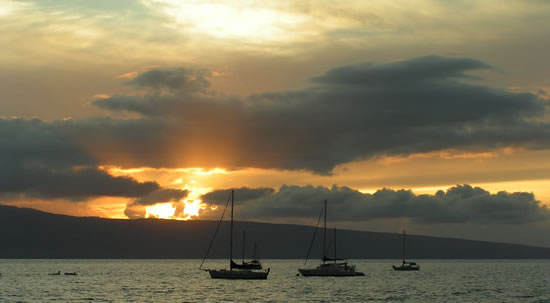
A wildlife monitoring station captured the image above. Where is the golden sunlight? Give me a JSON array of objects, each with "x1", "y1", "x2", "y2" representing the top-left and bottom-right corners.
[
  {"x1": 145, "y1": 199, "x2": 207, "y2": 220},
  {"x1": 180, "y1": 183, "x2": 210, "y2": 220},
  {"x1": 191, "y1": 168, "x2": 228, "y2": 176},
  {"x1": 143, "y1": 0, "x2": 307, "y2": 41},
  {"x1": 0, "y1": 0, "x2": 27, "y2": 17},
  {"x1": 145, "y1": 202, "x2": 176, "y2": 219},
  {"x1": 183, "y1": 199, "x2": 203, "y2": 218}
]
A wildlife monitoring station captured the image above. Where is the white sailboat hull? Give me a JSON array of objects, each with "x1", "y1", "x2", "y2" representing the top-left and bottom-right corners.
[
  {"x1": 298, "y1": 263, "x2": 364, "y2": 277},
  {"x1": 298, "y1": 200, "x2": 364, "y2": 277}
]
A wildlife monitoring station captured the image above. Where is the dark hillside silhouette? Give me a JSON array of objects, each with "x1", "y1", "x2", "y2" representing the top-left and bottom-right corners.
[{"x1": 1, "y1": 205, "x2": 549, "y2": 259}]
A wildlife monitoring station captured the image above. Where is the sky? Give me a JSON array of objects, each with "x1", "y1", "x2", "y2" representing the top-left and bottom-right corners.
[{"x1": 1, "y1": 0, "x2": 550, "y2": 247}]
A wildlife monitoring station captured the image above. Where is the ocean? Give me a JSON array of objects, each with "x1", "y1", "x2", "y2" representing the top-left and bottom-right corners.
[{"x1": 0, "y1": 259, "x2": 549, "y2": 302}]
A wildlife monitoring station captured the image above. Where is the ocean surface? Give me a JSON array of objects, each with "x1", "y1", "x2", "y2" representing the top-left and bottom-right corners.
[{"x1": 0, "y1": 259, "x2": 549, "y2": 302}]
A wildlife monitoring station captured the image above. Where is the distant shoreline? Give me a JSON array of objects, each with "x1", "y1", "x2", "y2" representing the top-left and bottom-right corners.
[{"x1": 2, "y1": 205, "x2": 550, "y2": 259}]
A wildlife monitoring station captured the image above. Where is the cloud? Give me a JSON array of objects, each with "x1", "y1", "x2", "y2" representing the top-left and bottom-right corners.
[
  {"x1": 0, "y1": 117, "x2": 95, "y2": 169},
  {"x1": 200, "y1": 187, "x2": 275, "y2": 205},
  {"x1": 0, "y1": 166, "x2": 160, "y2": 200},
  {"x1": 116, "y1": 71, "x2": 138, "y2": 79},
  {"x1": 4, "y1": 56, "x2": 550, "y2": 191},
  {"x1": 309, "y1": 55, "x2": 489, "y2": 85},
  {"x1": 217, "y1": 184, "x2": 550, "y2": 224},
  {"x1": 0, "y1": 117, "x2": 183, "y2": 203},
  {"x1": 133, "y1": 188, "x2": 189, "y2": 206},
  {"x1": 89, "y1": 55, "x2": 550, "y2": 174},
  {"x1": 93, "y1": 67, "x2": 224, "y2": 117},
  {"x1": 128, "y1": 67, "x2": 211, "y2": 92},
  {"x1": 124, "y1": 204, "x2": 146, "y2": 219}
]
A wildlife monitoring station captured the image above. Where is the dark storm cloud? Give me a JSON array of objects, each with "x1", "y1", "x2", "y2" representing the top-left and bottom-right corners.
[
  {"x1": 0, "y1": 165, "x2": 159, "y2": 200},
  {"x1": 231, "y1": 184, "x2": 549, "y2": 224},
  {"x1": 309, "y1": 55, "x2": 489, "y2": 85},
  {"x1": 200, "y1": 187, "x2": 275, "y2": 205},
  {"x1": 0, "y1": 118, "x2": 181, "y2": 202},
  {"x1": 93, "y1": 95, "x2": 152, "y2": 116},
  {"x1": 0, "y1": 117, "x2": 95, "y2": 168},
  {"x1": 89, "y1": 55, "x2": 550, "y2": 174},
  {"x1": 128, "y1": 67, "x2": 211, "y2": 92},
  {"x1": 94, "y1": 68, "x2": 213, "y2": 116},
  {"x1": 93, "y1": 93, "x2": 241, "y2": 118},
  {"x1": 4, "y1": 55, "x2": 550, "y2": 192},
  {"x1": 4, "y1": 55, "x2": 550, "y2": 219}
]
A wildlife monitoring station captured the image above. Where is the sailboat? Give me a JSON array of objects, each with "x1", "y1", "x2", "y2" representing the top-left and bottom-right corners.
[
  {"x1": 298, "y1": 200, "x2": 364, "y2": 277},
  {"x1": 230, "y1": 231, "x2": 262, "y2": 270},
  {"x1": 201, "y1": 189, "x2": 270, "y2": 279},
  {"x1": 392, "y1": 229, "x2": 419, "y2": 271}
]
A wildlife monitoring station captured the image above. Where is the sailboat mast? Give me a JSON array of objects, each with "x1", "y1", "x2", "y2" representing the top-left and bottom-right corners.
[
  {"x1": 230, "y1": 189, "x2": 234, "y2": 270},
  {"x1": 334, "y1": 227, "x2": 337, "y2": 264},
  {"x1": 402, "y1": 229, "x2": 405, "y2": 263},
  {"x1": 323, "y1": 199, "x2": 327, "y2": 264},
  {"x1": 242, "y1": 230, "x2": 246, "y2": 263}
]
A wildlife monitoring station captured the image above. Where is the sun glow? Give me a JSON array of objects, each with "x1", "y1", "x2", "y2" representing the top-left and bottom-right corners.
[
  {"x1": 97, "y1": 166, "x2": 230, "y2": 220},
  {"x1": 144, "y1": 198, "x2": 209, "y2": 220},
  {"x1": 183, "y1": 199, "x2": 203, "y2": 218},
  {"x1": 142, "y1": 0, "x2": 307, "y2": 41},
  {"x1": 144, "y1": 199, "x2": 207, "y2": 220},
  {"x1": 0, "y1": 0, "x2": 28, "y2": 17},
  {"x1": 145, "y1": 202, "x2": 176, "y2": 219},
  {"x1": 179, "y1": 184, "x2": 210, "y2": 220}
]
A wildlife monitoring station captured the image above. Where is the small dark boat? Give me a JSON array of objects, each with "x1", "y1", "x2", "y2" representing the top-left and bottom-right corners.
[
  {"x1": 48, "y1": 271, "x2": 61, "y2": 276},
  {"x1": 64, "y1": 272, "x2": 78, "y2": 276},
  {"x1": 393, "y1": 261, "x2": 419, "y2": 271},
  {"x1": 393, "y1": 229, "x2": 419, "y2": 271},
  {"x1": 230, "y1": 231, "x2": 263, "y2": 270},
  {"x1": 230, "y1": 259, "x2": 262, "y2": 270},
  {"x1": 200, "y1": 189, "x2": 269, "y2": 279}
]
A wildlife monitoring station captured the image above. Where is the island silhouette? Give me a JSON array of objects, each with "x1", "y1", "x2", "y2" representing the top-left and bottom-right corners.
[{"x1": 1, "y1": 205, "x2": 549, "y2": 259}]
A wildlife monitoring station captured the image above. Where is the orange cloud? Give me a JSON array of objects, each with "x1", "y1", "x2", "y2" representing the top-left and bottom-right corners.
[{"x1": 116, "y1": 71, "x2": 139, "y2": 79}]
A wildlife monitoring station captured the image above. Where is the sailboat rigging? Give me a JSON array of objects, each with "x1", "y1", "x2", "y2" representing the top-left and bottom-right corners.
[
  {"x1": 392, "y1": 229, "x2": 419, "y2": 271},
  {"x1": 230, "y1": 230, "x2": 262, "y2": 270},
  {"x1": 298, "y1": 200, "x2": 364, "y2": 277},
  {"x1": 200, "y1": 189, "x2": 269, "y2": 279}
]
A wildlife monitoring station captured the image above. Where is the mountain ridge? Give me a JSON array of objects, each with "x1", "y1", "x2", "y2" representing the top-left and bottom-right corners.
[{"x1": 1, "y1": 204, "x2": 549, "y2": 259}]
